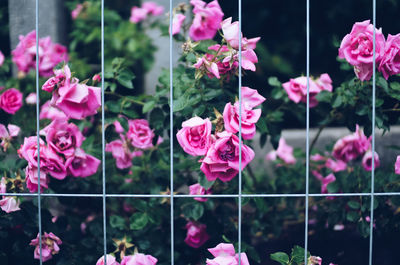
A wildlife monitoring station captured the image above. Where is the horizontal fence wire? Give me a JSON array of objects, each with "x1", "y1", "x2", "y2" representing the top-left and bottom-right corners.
[{"x1": 3, "y1": 193, "x2": 400, "y2": 198}]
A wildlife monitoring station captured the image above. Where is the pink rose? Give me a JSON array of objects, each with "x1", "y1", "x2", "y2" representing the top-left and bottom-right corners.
[
  {"x1": 65, "y1": 148, "x2": 100, "y2": 177},
  {"x1": 171, "y1": 14, "x2": 186, "y2": 35},
  {"x1": 127, "y1": 119, "x2": 155, "y2": 149},
  {"x1": 30, "y1": 232, "x2": 62, "y2": 262},
  {"x1": 362, "y1": 150, "x2": 380, "y2": 171},
  {"x1": 221, "y1": 17, "x2": 260, "y2": 51},
  {"x1": 207, "y1": 243, "x2": 250, "y2": 265},
  {"x1": 71, "y1": 3, "x2": 83, "y2": 19},
  {"x1": 189, "y1": 0, "x2": 224, "y2": 41},
  {"x1": 395, "y1": 156, "x2": 400, "y2": 175},
  {"x1": 0, "y1": 197, "x2": 21, "y2": 213},
  {"x1": 201, "y1": 131, "x2": 255, "y2": 182},
  {"x1": 142, "y1": 2, "x2": 164, "y2": 16},
  {"x1": 55, "y1": 82, "x2": 101, "y2": 120},
  {"x1": 41, "y1": 119, "x2": 84, "y2": 156},
  {"x1": 130, "y1": 7, "x2": 148, "y2": 23},
  {"x1": 96, "y1": 255, "x2": 120, "y2": 265},
  {"x1": 12, "y1": 31, "x2": 68, "y2": 77},
  {"x1": 106, "y1": 139, "x2": 140, "y2": 169},
  {"x1": 189, "y1": 183, "x2": 211, "y2": 202},
  {"x1": 223, "y1": 102, "x2": 261, "y2": 140},
  {"x1": 0, "y1": 123, "x2": 20, "y2": 151},
  {"x1": 41, "y1": 147, "x2": 67, "y2": 180},
  {"x1": 325, "y1": 158, "x2": 347, "y2": 172},
  {"x1": 378, "y1": 33, "x2": 400, "y2": 80},
  {"x1": 332, "y1": 125, "x2": 370, "y2": 162},
  {"x1": 0, "y1": 88, "x2": 23, "y2": 114},
  {"x1": 92, "y1": 74, "x2": 101, "y2": 83},
  {"x1": 339, "y1": 20, "x2": 385, "y2": 65},
  {"x1": 266, "y1": 138, "x2": 296, "y2": 165},
  {"x1": 0, "y1": 177, "x2": 5, "y2": 193},
  {"x1": 222, "y1": 49, "x2": 258, "y2": 72},
  {"x1": 338, "y1": 20, "x2": 385, "y2": 81},
  {"x1": 0, "y1": 50, "x2": 4, "y2": 66},
  {"x1": 194, "y1": 56, "x2": 220, "y2": 79},
  {"x1": 315, "y1": 73, "x2": 333, "y2": 92},
  {"x1": 177, "y1": 117, "x2": 212, "y2": 156},
  {"x1": 42, "y1": 65, "x2": 72, "y2": 93},
  {"x1": 121, "y1": 253, "x2": 157, "y2": 265},
  {"x1": 184, "y1": 221, "x2": 210, "y2": 248},
  {"x1": 282, "y1": 77, "x2": 321, "y2": 108},
  {"x1": 241, "y1": 86, "x2": 266, "y2": 108},
  {"x1": 40, "y1": 100, "x2": 68, "y2": 120},
  {"x1": 25, "y1": 166, "x2": 49, "y2": 193},
  {"x1": 18, "y1": 136, "x2": 47, "y2": 166},
  {"x1": 25, "y1": 92, "x2": 37, "y2": 105}
]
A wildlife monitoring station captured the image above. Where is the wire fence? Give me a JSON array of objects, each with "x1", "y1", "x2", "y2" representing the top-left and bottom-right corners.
[{"x1": 0, "y1": 0, "x2": 382, "y2": 264}]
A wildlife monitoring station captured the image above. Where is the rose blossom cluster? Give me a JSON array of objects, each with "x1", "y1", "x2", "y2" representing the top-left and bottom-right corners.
[
  {"x1": 0, "y1": 123, "x2": 20, "y2": 152},
  {"x1": 41, "y1": 64, "x2": 101, "y2": 120},
  {"x1": 206, "y1": 243, "x2": 250, "y2": 265},
  {"x1": 282, "y1": 73, "x2": 332, "y2": 108},
  {"x1": 96, "y1": 252, "x2": 157, "y2": 265},
  {"x1": 18, "y1": 119, "x2": 100, "y2": 193},
  {"x1": 177, "y1": 87, "x2": 265, "y2": 183},
  {"x1": 106, "y1": 119, "x2": 161, "y2": 170},
  {"x1": 0, "y1": 88, "x2": 23, "y2": 114},
  {"x1": 129, "y1": 1, "x2": 164, "y2": 24},
  {"x1": 193, "y1": 17, "x2": 260, "y2": 80},
  {"x1": 30, "y1": 232, "x2": 62, "y2": 262},
  {"x1": 339, "y1": 20, "x2": 400, "y2": 81},
  {"x1": 11, "y1": 30, "x2": 68, "y2": 77},
  {"x1": 0, "y1": 177, "x2": 21, "y2": 213}
]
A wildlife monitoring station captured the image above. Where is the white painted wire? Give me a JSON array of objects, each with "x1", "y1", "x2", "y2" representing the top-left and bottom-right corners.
[
  {"x1": 238, "y1": 0, "x2": 243, "y2": 264},
  {"x1": 304, "y1": 0, "x2": 310, "y2": 263},
  {"x1": 369, "y1": 0, "x2": 377, "y2": 264},
  {"x1": 35, "y1": 0, "x2": 43, "y2": 264}
]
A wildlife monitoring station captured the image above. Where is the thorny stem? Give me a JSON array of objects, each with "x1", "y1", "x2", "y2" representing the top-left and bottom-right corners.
[
  {"x1": 104, "y1": 91, "x2": 144, "y2": 106},
  {"x1": 309, "y1": 111, "x2": 337, "y2": 151}
]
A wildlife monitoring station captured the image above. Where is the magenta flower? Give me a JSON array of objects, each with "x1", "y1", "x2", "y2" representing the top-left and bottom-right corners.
[
  {"x1": 30, "y1": 232, "x2": 62, "y2": 262},
  {"x1": 0, "y1": 123, "x2": 20, "y2": 151},
  {"x1": 121, "y1": 253, "x2": 157, "y2": 265},
  {"x1": 332, "y1": 125, "x2": 370, "y2": 162},
  {"x1": 200, "y1": 131, "x2": 255, "y2": 182},
  {"x1": 282, "y1": 77, "x2": 321, "y2": 108},
  {"x1": 0, "y1": 50, "x2": 4, "y2": 66},
  {"x1": 206, "y1": 243, "x2": 250, "y2": 265},
  {"x1": 0, "y1": 196, "x2": 21, "y2": 213},
  {"x1": 127, "y1": 119, "x2": 155, "y2": 149},
  {"x1": 184, "y1": 221, "x2": 210, "y2": 248},
  {"x1": 189, "y1": 183, "x2": 211, "y2": 202},
  {"x1": 315, "y1": 73, "x2": 333, "y2": 92},
  {"x1": 39, "y1": 101, "x2": 68, "y2": 120},
  {"x1": 176, "y1": 117, "x2": 212, "y2": 156},
  {"x1": 338, "y1": 20, "x2": 385, "y2": 81},
  {"x1": 378, "y1": 33, "x2": 400, "y2": 80},
  {"x1": 12, "y1": 31, "x2": 68, "y2": 77},
  {"x1": 0, "y1": 88, "x2": 23, "y2": 114},
  {"x1": 362, "y1": 150, "x2": 380, "y2": 171},
  {"x1": 25, "y1": 166, "x2": 49, "y2": 193},
  {"x1": 65, "y1": 148, "x2": 100, "y2": 178},
  {"x1": 71, "y1": 3, "x2": 83, "y2": 19},
  {"x1": 266, "y1": 138, "x2": 296, "y2": 165},
  {"x1": 171, "y1": 14, "x2": 186, "y2": 35},
  {"x1": 189, "y1": 0, "x2": 224, "y2": 41},
  {"x1": 130, "y1": 7, "x2": 148, "y2": 23},
  {"x1": 395, "y1": 156, "x2": 400, "y2": 174},
  {"x1": 142, "y1": 2, "x2": 164, "y2": 16},
  {"x1": 106, "y1": 139, "x2": 142, "y2": 170}
]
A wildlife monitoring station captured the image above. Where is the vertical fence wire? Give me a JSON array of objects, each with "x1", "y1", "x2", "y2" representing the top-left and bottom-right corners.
[
  {"x1": 369, "y1": 0, "x2": 377, "y2": 264},
  {"x1": 304, "y1": 0, "x2": 310, "y2": 263},
  {"x1": 237, "y1": 0, "x2": 243, "y2": 263},
  {"x1": 101, "y1": 0, "x2": 107, "y2": 264},
  {"x1": 35, "y1": 0, "x2": 43, "y2": 264},
  {"x1": 169, "y1": 0, "x2": 175, "y2": 264}
]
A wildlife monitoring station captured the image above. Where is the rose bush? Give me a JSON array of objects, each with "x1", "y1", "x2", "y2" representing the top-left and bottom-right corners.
[{"x1": 0, "y1": 1, "x2": 400, "y2": 265}]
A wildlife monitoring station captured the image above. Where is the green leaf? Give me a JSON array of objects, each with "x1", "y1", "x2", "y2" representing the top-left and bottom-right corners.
[
  {"x1": 110, "y1": 215, "x2": 125, "y2": 230},
  {"x1": 332, "y1": 95, "x2": 343, "y2": 108},
  {"x1": 347, "y1": 201, "x2": 361, "y2": 209},
  {"x1": 346, "y1": 211, "x2": 359, "y2": 222},
  {"x1": 291, "y1": 245, "x2": 308, "y2": 264},
  {"x1": 143, "y1": 101, "x2": 156, "y2": 114},
  {"x1": 268, "y1": 77, "x2": 281, "y2": 87},
  {"x1": 315, "y1": 90, "x2": 332, "y2": 103},
  {"x1": 130, "y1": 212, "x2": 149, "y2": 230},
  {"x1": 270, "y1": 252, "x2": 289, "y2": 265},
  {"x1": 198, "y1": 175, "x2": 215, "y2": 190},
  {"x1": 377, "y1": 76, "x2": 389, "y2": 93},
  {"x1": 117, "y1": 75, "x2": 134, "y2": 89},
  {"x1": 181, "y1": 203, "x2": 204, "y2": 220}
]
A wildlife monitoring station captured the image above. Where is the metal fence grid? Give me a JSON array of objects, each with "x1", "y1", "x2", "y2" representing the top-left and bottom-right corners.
[{"x1": 0, "y1": 0, "x2": 394, "y2": 264}]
